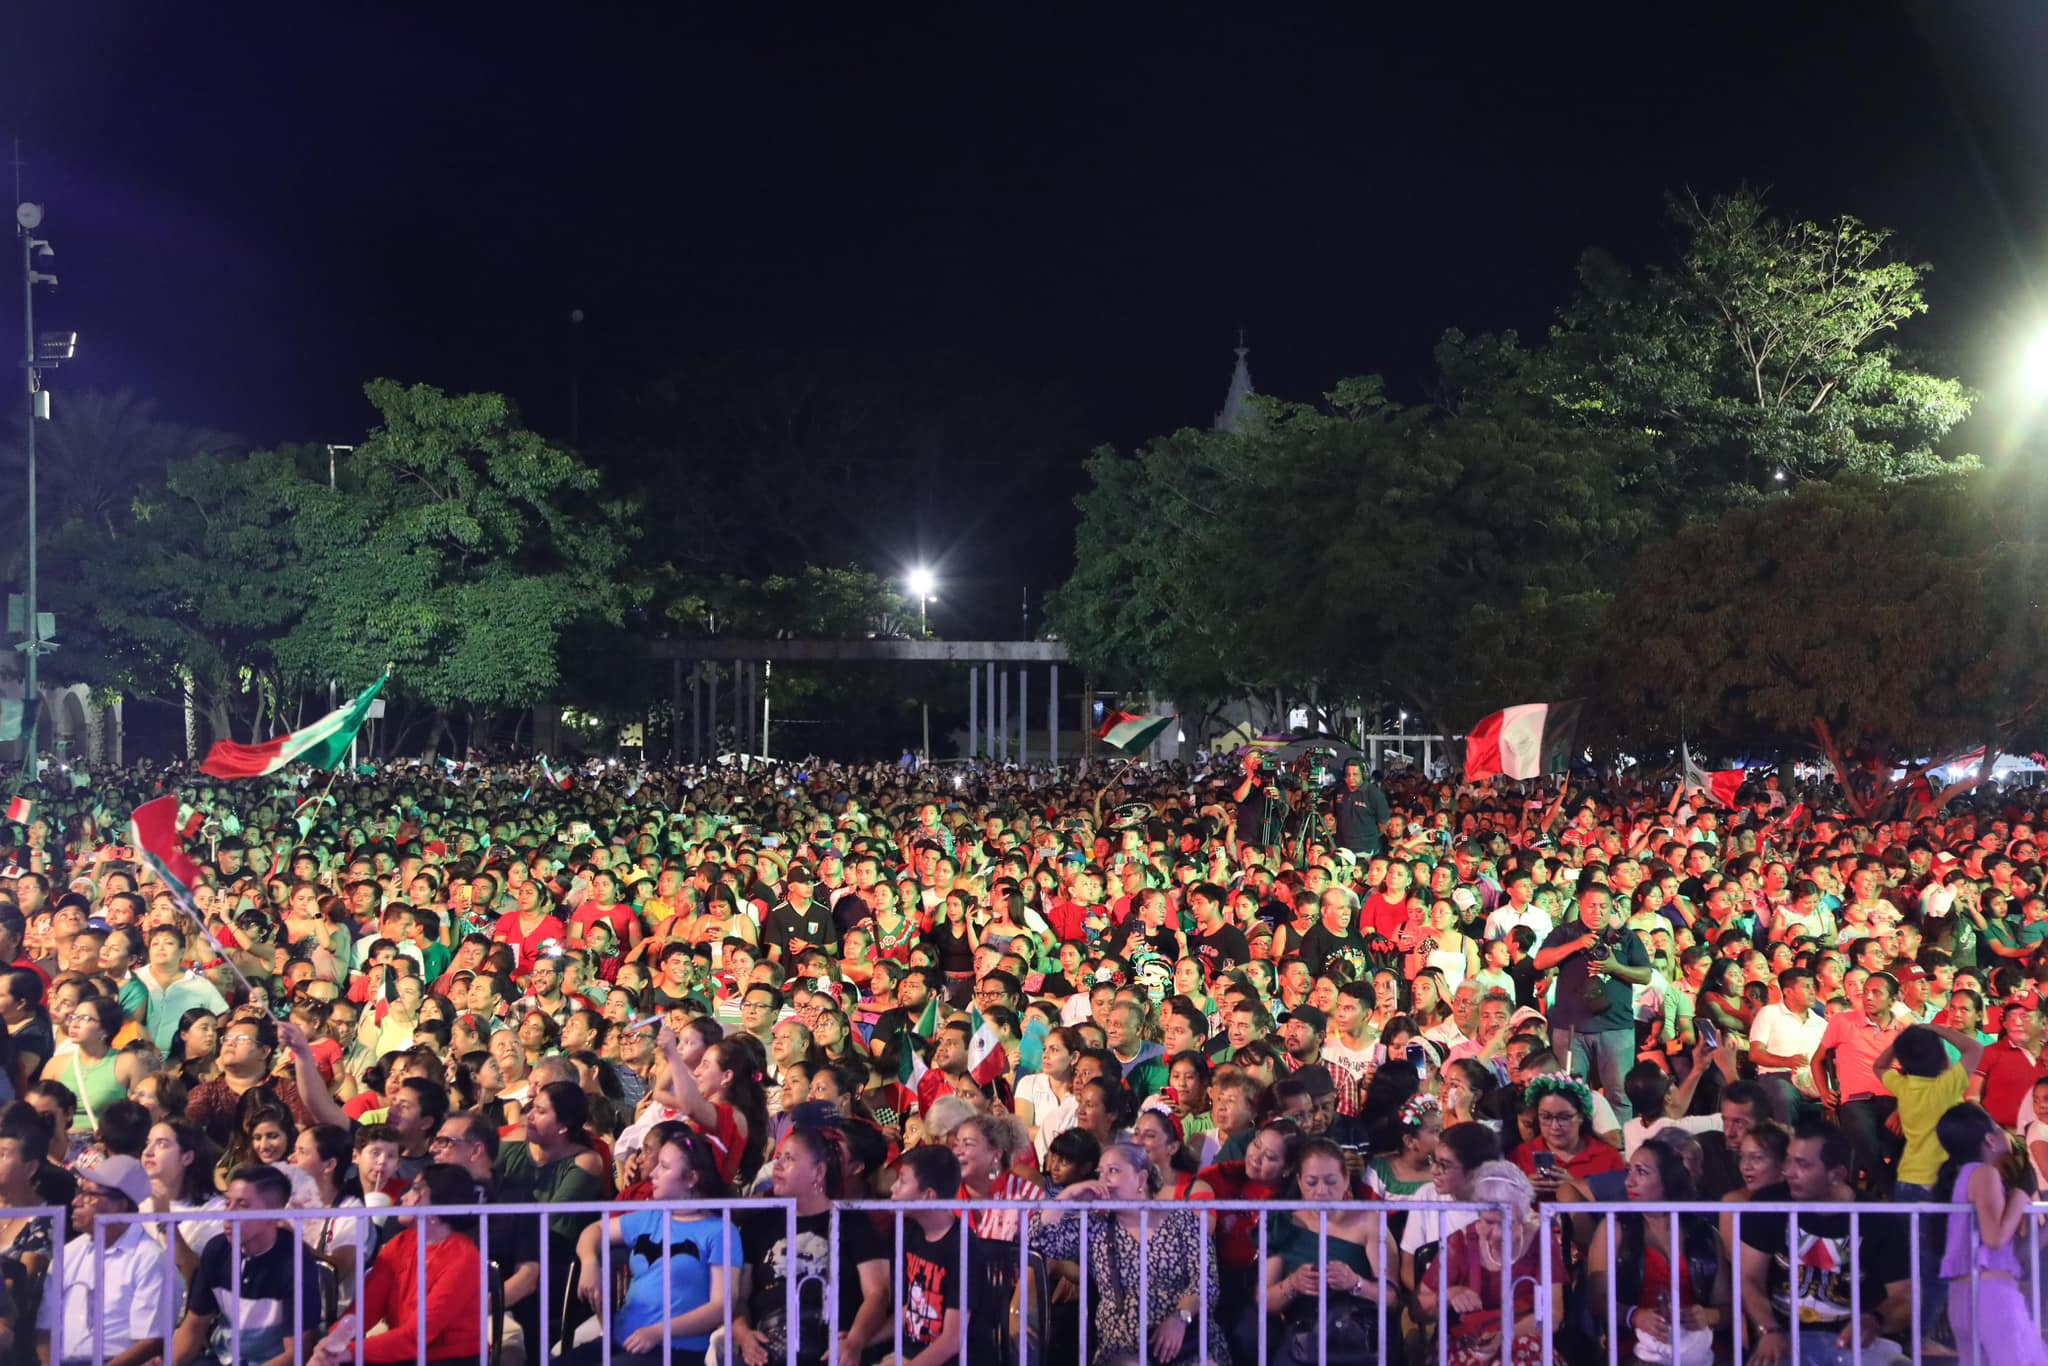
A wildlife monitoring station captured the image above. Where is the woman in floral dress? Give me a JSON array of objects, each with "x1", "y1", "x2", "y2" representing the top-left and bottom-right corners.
[{"x1": 1032, "y1": 1138, "x2": 1228, "y2": 1366}]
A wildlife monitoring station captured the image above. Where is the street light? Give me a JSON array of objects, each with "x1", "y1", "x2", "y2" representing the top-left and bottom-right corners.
[
  {"x1": 907, "y1": 568, "x2": 936, "y2": 635},
  {"x1": 15, "y1": 197, "x2": 71, "y2": 784},
  {"x1": 907, "y1": 568, "x2": 936, "y2": 764},
  {"x1": 2023, "y1": 330, "x2": 2048, "y2": 399}
]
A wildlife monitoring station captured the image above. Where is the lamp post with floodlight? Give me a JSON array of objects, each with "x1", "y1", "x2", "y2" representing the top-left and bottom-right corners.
[
  {"x1": 908, "y1": 569, "x2": 936, "y2": 765},
  {"x1": 14, "y1": 197, "x2": 74, "y2": 784}
]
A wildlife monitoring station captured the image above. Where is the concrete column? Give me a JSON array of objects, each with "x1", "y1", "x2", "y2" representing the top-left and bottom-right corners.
[
  {"x1": 690, "y1": 667, "x2": 702, "y2": 761},
  {"x1": 986, "y1": 664, "x2": 997, "y2": 761},
  {"x1": 998, "y1": 669, "x2": 1009, "y2": 763},
  {"x1": 1017, "y1": 667, "x2": 1029, "y2": 767},
  {"x1": 968, "y1": 667, "x2": 979, "y2": 760},
  {"x1": 671, "y1": 660, "x2": 685, "y2": 761},
  {"x1": 708, "y1": 668, "x2": 720, "y2": 756},
  {"x1": 1048, "y1": 664, "x2": 1059, "y2": 769},
  {"x1": 1081, "y1": 675, "x2": 1093, "y2": 760}
]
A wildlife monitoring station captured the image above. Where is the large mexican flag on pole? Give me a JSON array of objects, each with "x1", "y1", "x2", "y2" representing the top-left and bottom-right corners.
[
  {"x1": 1464, "y1": 700, "x2": 1583, "y2": 781},
  {"x1": 200, "y1": 673, "x2": 388, "y2": 780},
  {"x1": 1095, "y1": 712, "x2": 1176, "y2": 756}
]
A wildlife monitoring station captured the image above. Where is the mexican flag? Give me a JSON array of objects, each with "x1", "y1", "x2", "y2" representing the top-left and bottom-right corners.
[
  {"x1": 130, "y1": 795, "x2": 207, "y2": 900},
  {"x1": 1682, "y1": 744, "x2": 1745, "y2": 807},
  {"x1": 200, "y1": 673, "x2": 387, "y2": 780},
  {"x1": 966, "y1": 1021, "x2": 1010, "y2": 1087},
  {"x1": 4, "y1": 796, "x2": 32, "y2": 824},
  {"x1": 1465, "y1": 700, "x2": 1583, "y2": 781},
  {"x1": 1095, "y1": 712, "x2": 1176, "y2": 756}
]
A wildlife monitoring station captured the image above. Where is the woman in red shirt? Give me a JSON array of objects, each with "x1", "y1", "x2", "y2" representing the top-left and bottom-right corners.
[
  {"x1": 1512, "y1": 1072, "x2": 1625, "y2": 1186},
  {"x1": 492, "y1": 882, "x2": 567, "y2": 975}
]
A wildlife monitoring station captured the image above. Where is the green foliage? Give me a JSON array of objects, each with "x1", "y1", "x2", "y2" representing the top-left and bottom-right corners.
[
  {"x1": 659, "y1": 564, "x2": 929, "y2": 715},
  {"x1": 274, "y1": 381, "x2": 638, "y2": 711},
  {"x1": 42, "y1": 382, "x2": 636, "y2": 744},
  {"x1": 41, "y1": 447, "x2": 309, "y2": 731},
  {"x1": 1606, "y1": 472, "x2": 2048, "y2": 812},
  {"x1": 1535, "y1": 192, "x2": 1975, "y2": 503},
  {"x1": 1054, "y1": 191, "x2": 1980, "y2": 742}
]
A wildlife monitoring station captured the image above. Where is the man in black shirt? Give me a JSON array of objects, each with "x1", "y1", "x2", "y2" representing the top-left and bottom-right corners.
[
  {"x1": 1188, "y1": 883, "x2": 1250, "y2": 975},
  {"x1": 1328, "y1": 761, "x2": 1391, "y2": 856},
  {"x1": 889, "y1": 1144, "x2": 1008, "y2": 1364},
  {"x1": 1294, "y1": 888, "x2": 1371, "y2": 980},
  {"x1": 762, "y1": 870, "x2": 837, "y2": 963},
  {"x1": 437, "y1": 1110, "x2": 543, "y2": 1363},
  {"x1": 1738, "y1": 1118, "x2": 1911, "y2": 1365}
]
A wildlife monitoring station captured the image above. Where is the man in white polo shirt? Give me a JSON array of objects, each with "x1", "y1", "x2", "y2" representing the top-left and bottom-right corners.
[
  {"x1": 1745, "y1": 967, "x2": 1828, "y2": 1117},
  {"x1": 38, "y1": 1154, "x2": 174, "y2": 1366}
]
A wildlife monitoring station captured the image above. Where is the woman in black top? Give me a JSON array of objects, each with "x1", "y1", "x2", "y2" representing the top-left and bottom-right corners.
[{"x1": 731, "y1": 1125, "x2": 890, "y2": 1366}]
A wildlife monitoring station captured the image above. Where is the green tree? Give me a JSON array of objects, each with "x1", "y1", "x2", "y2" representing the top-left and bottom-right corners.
[
  {"x1": 1531, "y1": 192, "x2": 1975, "y2": 503},
  {"x1": 275, "y1": 381, "x2": 639, "y2": 752},
  {"x1": 39, "y1": 446, "x2": 311, "y2": 743},
  {"x1": 1605, "y1": 473, "x2": 2048, "y2": 817}
]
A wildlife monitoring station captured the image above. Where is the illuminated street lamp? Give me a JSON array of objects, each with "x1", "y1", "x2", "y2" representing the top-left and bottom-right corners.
[
  {"x1": 907, "y1": 568, "x2": 936, "y2": 764},
  {"x1": 2023, "y1": 330, "x2": 2048, "y2": 399},
  {"x1": 907, "y1": 568, "x2": 935, "y2": 636}
]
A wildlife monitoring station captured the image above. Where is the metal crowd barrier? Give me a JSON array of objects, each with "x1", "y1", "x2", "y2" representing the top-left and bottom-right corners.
[
  {"x1": 36, "y1": 1194, "x2": 2048, "y2": 1366},
  {"x1": 46, "y1": 1199, "x2": 797, "y2": 1366}
]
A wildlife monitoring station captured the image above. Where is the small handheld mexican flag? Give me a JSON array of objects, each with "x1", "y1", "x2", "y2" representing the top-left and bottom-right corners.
[
  {"x1": 966, "y1": 1021, "x2": 1010, "y2": 1087},
  {"x1": 1094, "y1": 712, "x2": 1176, "y2": 756},
  {"x1": 200, "y1": 672, "x2": 388, "y2": 780},
  {"x1": 3, "y1": 796, "x2": 32, "y2": 825}
]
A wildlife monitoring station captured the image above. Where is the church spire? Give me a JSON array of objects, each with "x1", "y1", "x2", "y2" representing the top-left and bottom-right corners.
[{"x1": 1214, "y1": 330, "x2": 1254, "y2": 433}]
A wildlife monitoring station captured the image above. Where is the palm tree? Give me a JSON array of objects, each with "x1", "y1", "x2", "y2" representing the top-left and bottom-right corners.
[{"x1": 0, "y1": 388, "x2": 239, "y2": 580}]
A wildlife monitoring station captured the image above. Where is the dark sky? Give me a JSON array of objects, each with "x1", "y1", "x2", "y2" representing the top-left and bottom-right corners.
[{"x1": 11, "y1": 3, "x2": 2048, "y2": 614}]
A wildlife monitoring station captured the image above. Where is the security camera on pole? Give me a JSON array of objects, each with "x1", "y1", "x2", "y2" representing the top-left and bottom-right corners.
[{"x1": 12, "y1": 180, "x2": 78, "y2": 784}]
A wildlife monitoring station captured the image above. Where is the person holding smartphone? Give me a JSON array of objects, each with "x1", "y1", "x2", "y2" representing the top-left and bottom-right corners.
[{"x1": 1513, "y1": 1071, "x2": 1624, "y2": 1203}]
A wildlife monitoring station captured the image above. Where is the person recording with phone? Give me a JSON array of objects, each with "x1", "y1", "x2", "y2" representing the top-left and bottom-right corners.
[{"x1": 1532, "y1": 884, "x2": 1652, "y2": 1125}]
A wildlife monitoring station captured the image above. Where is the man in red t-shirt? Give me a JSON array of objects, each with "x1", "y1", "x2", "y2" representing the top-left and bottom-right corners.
[{"x1": 1971, "y1": 999, "x2": 2048, "y2": 1127}]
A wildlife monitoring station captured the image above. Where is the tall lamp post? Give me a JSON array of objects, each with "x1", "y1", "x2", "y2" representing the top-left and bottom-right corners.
[
  {"x1": 908, "y1": 568, "x2": 935, "y2": 766},
  {"x1": 14, "y1": 197, "x2": 72, "y2": 784}
]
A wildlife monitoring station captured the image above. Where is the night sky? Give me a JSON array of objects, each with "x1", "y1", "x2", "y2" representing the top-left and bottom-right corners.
[{"x1": 10, "y1": 3, "x2": 2048, "y2": 633}]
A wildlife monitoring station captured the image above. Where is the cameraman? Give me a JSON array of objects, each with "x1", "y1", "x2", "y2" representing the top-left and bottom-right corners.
[
  {"x1": 1232, "y1": 752, "x2": 1278, "y2": 848},
  {"x1": 1532, "y1": 884, "x2": 1651, "y2": 1124},
  {"x1": 1327, "y1": 759, "x2": 1391, "y2": 857}
]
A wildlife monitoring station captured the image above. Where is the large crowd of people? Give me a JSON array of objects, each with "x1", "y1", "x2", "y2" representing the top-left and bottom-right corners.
[{"x1": 0, "y1": 746, "x2": 2045, "y2": 1365}]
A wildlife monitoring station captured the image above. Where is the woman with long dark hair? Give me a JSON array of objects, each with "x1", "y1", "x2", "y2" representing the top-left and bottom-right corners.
[
  {"x1": 656, "y1": 1027, "x2": 769, "y2": 1188},
  {"x1": 728, "y1": 1125, "x2": 890, "y2": 1366},
  {"x1": 168, "y1": 1008, "x2": 222, "y2": 1088},
  {"x1": 1934, "y1": 1102, "x2": 2048, "y2": 1364},
  {"x1": 291, "y1": 1122, "x2": 368, "y2": 1291},
  {"x1": 1587, "y1": 1134, "x2": 1728, "y2": 1361}
]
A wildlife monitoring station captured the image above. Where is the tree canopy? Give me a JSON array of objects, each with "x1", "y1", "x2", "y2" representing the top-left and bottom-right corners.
[
  {"x1": 1052, "y1": 191, "x2": 1982, "y2": 752},
  {"x1": 35, "y1": 381, "x2": 636, "y2": 750},
  {"x1": 1605, "y1": 473, "x2": 2048, "y2": 815}
]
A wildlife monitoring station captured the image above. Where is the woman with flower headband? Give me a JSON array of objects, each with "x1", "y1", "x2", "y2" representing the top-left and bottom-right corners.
[
  {"x1": 1366, "y1": 1093, "x2": 1443, "y2": 1202},
  {"x1": 1513, "y1": 1071, "x2": 1624, "y2": 1193}
]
